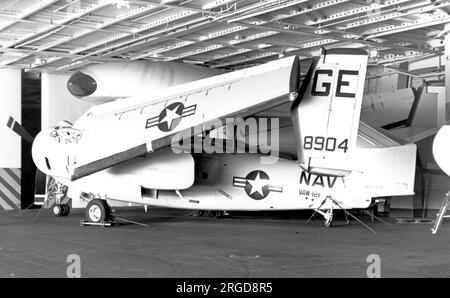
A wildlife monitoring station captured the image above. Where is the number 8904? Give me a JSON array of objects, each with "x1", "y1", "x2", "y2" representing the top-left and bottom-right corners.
[{"x1": 303, "y1": 136, "x2": 348, "y2": 153}]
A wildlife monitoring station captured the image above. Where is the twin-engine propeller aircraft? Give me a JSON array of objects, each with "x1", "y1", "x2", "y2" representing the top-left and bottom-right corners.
[{"x1": 26, "y1": 48, "x2": 417, "y2": 227}]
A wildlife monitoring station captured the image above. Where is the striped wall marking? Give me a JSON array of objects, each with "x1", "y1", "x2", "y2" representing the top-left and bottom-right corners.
[
  {"x1": 0, "y1": 188, "x2": 17, "y2": 210},
  {"x1": 10, "y1": 168, "x2": 21, "y2": 179},
  {"x1": 0, "y1": 168, "x2": 21, "y2": 209},
  {"x1": 0, "y1": 168, "x2": 20, "y2": 209},
  {"x1": 0, "y1": 193, "x2": 13, "y2": 210},
  {"x1": 0, "y1": 183, "x2": 20, "y2": 206},
  {"x1": 0, "y1": 170, "x2": 20, "y2": 201},
  {"x1": 0, "y1": 173, "x2": 22, "y2": 200},
  {"x1": 2, "y1": 168, "x2": 20, "y2": 186},
  {"x1": 0, "y1": 169, "x2": 21, "y2": 188},
  {"x1": 0, "y1": 176, "x2": 20, "y2": 206}
]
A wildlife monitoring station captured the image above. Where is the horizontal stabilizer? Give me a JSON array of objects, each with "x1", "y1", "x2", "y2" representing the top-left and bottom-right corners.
[
  {"x1": 357, "y1": 121, "x2": 400, "y2": 148},
  {"x1": 353, "y1": 144, "x2": 417, "y2": 197},
  {"x1": 385, "y1": 126, "x2": 440, "y2": 143}
]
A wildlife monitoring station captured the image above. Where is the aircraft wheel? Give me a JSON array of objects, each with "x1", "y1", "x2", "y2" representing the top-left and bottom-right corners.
[
  {"x1": 85, "y1": 199, "x2": 110, "y2": 223},
  {"x1": 52, "y1": 204, "x2": 63, "y2": 217},
  {"x1": 212, "y1": 211, "x2": 222, "y2": 218},
  {"x1": 193, "y1": 210, "x2": 205, "y2": 217},
  {"x1": 61, "y1": 204, "x2": 71, "y2": 216},
  {"x1": 323, "y1": 210, "x2": 333, "y2": 227}
]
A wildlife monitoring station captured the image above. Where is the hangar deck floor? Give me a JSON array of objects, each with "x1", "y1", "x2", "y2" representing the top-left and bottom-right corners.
[{"x1": 0, "y1": 208, "x2": 449, "y2": 278}]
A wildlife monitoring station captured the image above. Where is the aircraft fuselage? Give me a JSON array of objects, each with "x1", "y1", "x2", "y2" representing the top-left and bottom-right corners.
[{"x1": 147, "y1": 153, "x2": 372, "y2": 211}]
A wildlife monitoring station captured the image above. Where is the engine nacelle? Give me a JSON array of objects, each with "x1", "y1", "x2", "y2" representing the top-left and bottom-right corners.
[
  {"x1": 105, "y1": 149, "x2": 195, "y2": 190},
  {"x1": 64, "y1": 149, "x2": 195, "y2": 201},
  {"x1": 67, "y1": 61, "x2": 221, "y2": 104}
]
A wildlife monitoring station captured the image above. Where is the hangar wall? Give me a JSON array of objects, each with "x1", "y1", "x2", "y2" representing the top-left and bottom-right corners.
[
  {"x1": 0, "y1": 68, "x2": 21, "y2": 210},
  {"x1": 0, "y1": 69, "x2": 21, "y2": 167}
]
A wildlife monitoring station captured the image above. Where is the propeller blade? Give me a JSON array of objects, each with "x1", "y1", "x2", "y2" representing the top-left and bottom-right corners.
[{"x1": 7, "y1": 116, "x2": 34, "y2": 143}]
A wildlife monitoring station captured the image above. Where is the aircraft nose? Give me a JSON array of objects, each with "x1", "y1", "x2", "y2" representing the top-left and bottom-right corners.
[
  {"x1": 67, "y1": 71, "x2": 97, "y2": 97},
  {"x1": 32, "y1": 130, "x2": 54, "y2": 176},
  {"x1": 31, "y1": 128, "x2": 75, "y2": 179}
]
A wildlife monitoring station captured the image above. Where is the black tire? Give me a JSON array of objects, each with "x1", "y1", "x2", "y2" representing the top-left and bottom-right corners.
[
  {"x1": 85, "y1": 199, "x2": 110, "y2": 223},
  {"x1": 61, "y1": 204, "x2": 70, "y2": 216},
  {"x1": 212, "y1": 211, "x2": 222, "y2": 218},
  {"x1": 324, "y1": 220, "x2": 333, "y2": 228},
  {"x1": 193, "y1": 210, "x2": 205, "y2": 217},
  {"x1": 52, "y1": 204, "x2": 63, "y2": 217}
]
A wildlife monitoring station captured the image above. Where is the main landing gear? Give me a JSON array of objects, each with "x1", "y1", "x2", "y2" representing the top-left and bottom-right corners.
[
  {"x1": 189, "y1": 210, "x2": 228, "y2": 219},
  {"x1": 81, "y1": 198, "x2": 150, "y2": 228},
  {"x1": 85, "y1": 199, "x2": 112, "y2": 223}
]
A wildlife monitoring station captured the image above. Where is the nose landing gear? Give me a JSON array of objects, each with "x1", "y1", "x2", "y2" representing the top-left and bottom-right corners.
[
  {"x1": 46, "y1": 177, "x2": 71, "y2": 217},
  {"x1": 52, "y1": 204, "x2": 71, "y2": 217}
]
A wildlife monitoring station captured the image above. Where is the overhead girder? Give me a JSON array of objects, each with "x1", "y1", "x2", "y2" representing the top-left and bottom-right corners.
[{"x1": 0, "y1": 0, "x2": 447, "y2": 70}]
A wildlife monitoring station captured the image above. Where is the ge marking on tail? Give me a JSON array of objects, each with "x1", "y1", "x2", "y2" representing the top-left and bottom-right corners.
[{"x1": 311, "y1": 69, "x2": 359, "y2": 98}]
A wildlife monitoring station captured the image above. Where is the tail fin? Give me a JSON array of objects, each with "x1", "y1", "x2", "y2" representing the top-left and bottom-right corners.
[{"x1": 291, "y1": 48, "x2": 369, "y2": 176}]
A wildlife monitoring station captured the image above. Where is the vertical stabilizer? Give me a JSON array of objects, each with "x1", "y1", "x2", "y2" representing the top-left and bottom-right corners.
[{"x1": 291, "y1": 48, "x2": 369, "y2": 176}]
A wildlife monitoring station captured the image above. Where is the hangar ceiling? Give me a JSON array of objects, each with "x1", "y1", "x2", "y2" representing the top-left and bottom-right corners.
[{"x1": 0, "y1": 0, "x2": 448, "y2": 71}]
